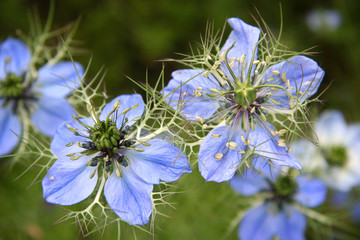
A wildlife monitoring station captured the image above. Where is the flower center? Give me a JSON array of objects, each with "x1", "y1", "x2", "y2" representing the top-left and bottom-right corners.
[
  {"x1": 324, "y1": 146, "x2": 347, "y2": 167},
  {"x1": 272, "y1": 175, "x2": 298, "y2": 201},
  {"x1": 0, "y1": 73, "x2": 25, "y2": 99},
  {"x1": 83, "y1": 120, "x2": 136, "y2": 155},
  {"x1": 234, "y1": 81, "x2": 256, "y2": 109}
]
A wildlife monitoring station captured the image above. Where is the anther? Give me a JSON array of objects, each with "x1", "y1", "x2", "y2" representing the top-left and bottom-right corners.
[
  {"x1": 277, "y1": 139, "x2": 287, "y2": 147},
  {"x1": 215, "y1": 153, "x2": 223, "y2": 161},
  {"x1": 211, "y1": 61, "x2": 222, "y2": 70},
  {"x1": 226, "y1": 141, "x2": 238, "y2": 150},
  {"x1": 193, "y1": 90, "x2": 201, "y2": 97},
  {"x1": 239, "y1": 54, "x2": 246, "y2": 63},
  {"x1": 281, "y1": 72, "x2": 286, "y2": 82},
  {"x1": 196, "y1": 116, "x2": 205, "y2": 124},
  {"x1": 70, "y1": 155, "x2": 81, "y2": 160},
  {"x1": 286, "y1": 79, "x2": 290, "y2": 89}
]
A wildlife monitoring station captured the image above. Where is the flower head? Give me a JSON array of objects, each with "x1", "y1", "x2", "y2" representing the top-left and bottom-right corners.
[
  {"x1": 292, "y1": 110, "x2": 360, "y2": 191},
  {"x1": 0, "y1": 38, "x2": 83, "y2": 155},
  {"x1": 42, "y1": 94, "x2": 191, "y2": 225},
  {"x1": 163, "y1": 18, "x2": 324, "y2": 182},
  {"x1": 306, "y1": 9, "x2": 342, "y2": 32},
  {"x1": 230, "y1": 162, "x2": 327, "y2": 240}
]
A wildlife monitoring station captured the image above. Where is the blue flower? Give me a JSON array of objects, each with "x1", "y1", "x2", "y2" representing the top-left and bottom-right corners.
[
  {"x1": 306, "y1": 9, "x2": 342, "y2": 32},
  {"x1": 230, "y1": 162, "x2": 327, "y2": 240},
  {"x1": 0, "y1": 37, "x2": 83, "y2": 155},
  {"x1": 331, "y1": 189, "x2": 360, "y2": 223},
  {"x1": 163, "y1": 18, "x2": 324, "y2": 182},
  {"x1": 292, "y1": 110, "x2": 360, "y2": 191},
  {"x1": 42, "y1": 94, "x2": 191, "y2": 225}
]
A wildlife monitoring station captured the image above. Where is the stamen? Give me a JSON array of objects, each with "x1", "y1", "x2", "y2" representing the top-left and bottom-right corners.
[
  {"x1": 239, "y1": 54, "x2": 246, "y2": 63},
  {"x1": 215, "y1": 153, "x2": 223, "y2": 161},
  {"x1": 193, "y1": 89, "x2": 201, "y2": 97},
  {"x1": 277, "y1": 139, "x2": 287, "y2": 147},
  {"x1": 226, "y1": 141, "x2": 238, "y2": 150},
  {"x1": 196, "y1": 116, "x2": 205, "y2": 124}
]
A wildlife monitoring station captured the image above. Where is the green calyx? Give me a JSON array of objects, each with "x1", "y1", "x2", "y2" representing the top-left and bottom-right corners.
[
  {"x1": 325, "y1": 146, "x2": 347, "y2": 167},
  {"x1": 0, "y1": 73, "x2": 24, "y2": 98},
  {"x1": 234, "y1": 81, "x2": 256, "y2": 109},
  {"x1": 273, "y1": 175, "x2": 298, "y2": 200}
]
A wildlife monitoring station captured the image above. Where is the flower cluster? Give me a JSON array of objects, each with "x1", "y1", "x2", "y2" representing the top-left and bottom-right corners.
[{"x1": 2, "y1": 13, "x2": 341, "y2": 239}]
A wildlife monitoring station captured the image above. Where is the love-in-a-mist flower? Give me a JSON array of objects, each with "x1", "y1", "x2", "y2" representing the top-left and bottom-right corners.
[
  {"x1": 0, "y1": 38, "x2": 83, "y2": 155},
  {"x1": 292, "y1": 110, "x2": 360, "y2": 192},
  {"x1": 230, "y1": 162, "x2": 327, "y2": 240},
  {"x1": 331, "y1": 188, "x2": 360, "y2": 223},
  {"x1": 42, "y1": 94, "x2": 191, "y2": 225},
  {"x1": 163, "y1": 18, "x2": 324, "y2": 182},
  {"x1": 306, "y1": 9, "x2": 342, "y2": 32}
]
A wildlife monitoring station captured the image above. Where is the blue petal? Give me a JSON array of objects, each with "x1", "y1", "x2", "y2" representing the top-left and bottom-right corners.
[
  {"x1": 330, "y1": 191, "x2": 348, "y2": 208},
  {"x1": 352, "y1": 203, "x2": 360, "y2": 222},
  {"x1": 100, "y1": 94, "x2": 145, "y2": 128},
  {"x1": 249, "y1": 123, "x2": 301, "y2": 170},
  {"x1": 263, "y1": 55, "x2": 324, "y2": 109},
  {"x1": 0, "y1": 38, "x2": 31, "y2": 78},
  {"x1": 51, "y1": 118, "x2": 93, "y2": 158},
  {"x1": 295, "y1": 175, "x2": 327, "y2": 208},
  {"x1": 239, "y1": 203, "x2": 306, "y2": 240},
  {"x1": 229, "y1": 164, "x2": 270, "y2": 196},
  {"x1": 36, "y1": 61, "x2": 84, "y2": 98},
  {"x1": 315, "y1": 110, "x2": 347, "y2": 146},
  {"x1": 163, "y1": 69, "x2": 221, "y2": 120},
  {"x1": 123, "y1": 139, "x2": 191, "y2": 184},
  {"x1": 347, "y1": 124, "x2": 360, "y2": 148},
  {"x1": 42, "y1": 156, "x2": 98, "y2": 205},
  {"x1": 104, "y1": 166, "x2": 153, "y2": 225},
  {"x1": 31, "y1": 96, "x2": 75, "y2": 136},
  {"x1": 220, "y1": 18, "x2": 260, "y2": 78},
  {"x1": 198, "y1": 125, "x2": 246, "y2": 182},
  {"x1": 0, "y1": 103, "x2": 21, "y2": 155},
  {"x1": 277, "y1": 206, "x2": 307, "y2": 240},
  {"x1": 238, "y1": 203, "x2": 279, "y2": 240}
]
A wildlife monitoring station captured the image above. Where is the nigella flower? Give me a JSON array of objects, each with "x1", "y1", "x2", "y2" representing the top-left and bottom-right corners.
[
  {"x1": 292, "y1": 110, "x2": 360, "y2": 192},
  {"x1": 331, "y1": 189, "x2": 360, "y2": 223},
  {"x1": 163, "y1": 18, "x2": 324, "y2": 182},
  {"x1": 230, "y1": 162, "x2": 327, "y2": 240},
  {"x1": 306, "y1": 9, "x2": 342, "y2": 32},
  {"x1": 0, "y1": 38, "x2": 83, "y2": 155},
  {"x1": 42, "y1": 94, "x2": 191, "y2": 225}
]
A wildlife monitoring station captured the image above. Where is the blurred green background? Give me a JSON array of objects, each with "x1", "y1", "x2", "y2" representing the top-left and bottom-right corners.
[{"x1": 1, "y1": 0, "x2": 360, "y2": 239}]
